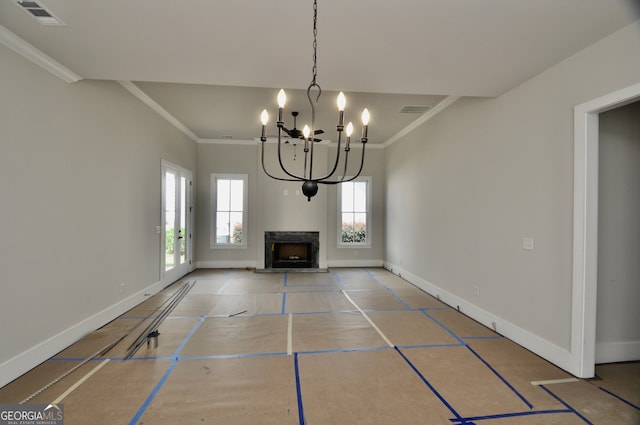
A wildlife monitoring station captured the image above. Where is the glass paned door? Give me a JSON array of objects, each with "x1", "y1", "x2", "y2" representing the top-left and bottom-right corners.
[
  {"x1": 179, "y1": 176, "x2": 188, "y2": 266},
  {"x1": 162, "y1": 161, "x2": 193, "y2": 284},
  {"x1": 165, "y1": 170, "x2": 177, "y2": 271}
]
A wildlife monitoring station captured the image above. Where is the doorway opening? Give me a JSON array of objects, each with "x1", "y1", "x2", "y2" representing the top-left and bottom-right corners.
[{"x1": 572, "y1": 82, "x2": 640, "y2": 378}]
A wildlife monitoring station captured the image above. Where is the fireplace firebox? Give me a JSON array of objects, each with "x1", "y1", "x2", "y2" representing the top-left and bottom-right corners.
[{"x1": 264, "y1": 231, "x2": 319, "y2": 270}]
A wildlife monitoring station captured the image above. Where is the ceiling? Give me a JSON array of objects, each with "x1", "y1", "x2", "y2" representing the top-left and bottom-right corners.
[{"x1": 1, "y1": 0, "x2": 638, "y2": 144}]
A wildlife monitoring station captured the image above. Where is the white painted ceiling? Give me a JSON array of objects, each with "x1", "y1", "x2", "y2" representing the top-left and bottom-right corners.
[{"x1": 1, "y1": 0, "x2": 638, "y2": 143}]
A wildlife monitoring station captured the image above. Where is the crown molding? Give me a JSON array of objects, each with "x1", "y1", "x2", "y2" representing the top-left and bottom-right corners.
[
  {"x1": 118, "y1": 81, "x2": 199, "y2": 143},
  {"x1": 199, "y1": 138, "x2": 257, "y2": 145},
  {"x1": 0, "y1": 24, "x2": 81, "y2": 83},
  {"x1": 383, "y1": 95, "x2": 460, "y2": 148}
]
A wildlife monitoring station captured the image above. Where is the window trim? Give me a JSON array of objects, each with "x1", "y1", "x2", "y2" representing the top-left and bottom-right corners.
[
  {"x1": 337, "y1": 176, "x2": 372, "y2": 248},
  {"x1": 210, "y1": 173, "x2": 248, "y2": 249}
]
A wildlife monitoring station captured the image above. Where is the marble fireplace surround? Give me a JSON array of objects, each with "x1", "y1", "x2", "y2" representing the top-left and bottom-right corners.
[{"x1": 263, "y1": 231, "x2": 322, "y2": 272}]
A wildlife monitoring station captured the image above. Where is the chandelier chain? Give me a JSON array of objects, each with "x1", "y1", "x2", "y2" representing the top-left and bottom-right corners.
[
  {"x1": 311, "y1": 0, "x2": 318, "y2": 86},
  {"x1": 258, "y1": 0, "x2": 369, "y2": 201}
]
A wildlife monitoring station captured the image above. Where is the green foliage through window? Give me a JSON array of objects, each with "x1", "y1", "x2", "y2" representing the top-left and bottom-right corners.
[
  {"x1": 166, "y1": 227, "x2": 186, "y2": 255},
  {"x1": 232, "y1": 222, "x2": 243, "y2": 244},
  {"x1": 342, "y1": 222, "x2": 366, "y2": 243}
]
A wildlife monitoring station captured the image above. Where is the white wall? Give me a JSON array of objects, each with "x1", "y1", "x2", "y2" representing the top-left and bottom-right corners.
[
  {"x1": 325, "y1": 146, "x2": 385, "y2": 267},
  {"x1": 195, "y1": 143, "x2": 259, "y2": 268},
  {"x1": 196, "y1": 142, "x2": 385, "y2": 269},
  {"x1": 596, "y1": 100, "x2": 640, "y2": 363},
  {"x1": 0, "y1": 44, "x2": 197, "y2": 387},
  {"x1": 384, "y1": 21, "x2": 640, "y2": 375}
]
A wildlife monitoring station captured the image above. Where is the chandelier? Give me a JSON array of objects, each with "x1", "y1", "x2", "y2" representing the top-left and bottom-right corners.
[{"x1": 259, "y1": 0, "x2": 369, "y2": 201}]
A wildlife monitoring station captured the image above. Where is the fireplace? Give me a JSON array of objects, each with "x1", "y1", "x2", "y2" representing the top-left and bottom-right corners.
[{"x1": 264, "y1": 231, "x2": 319, "y2": 270}]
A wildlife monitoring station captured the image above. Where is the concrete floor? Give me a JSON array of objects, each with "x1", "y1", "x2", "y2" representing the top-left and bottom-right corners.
[{"x1": 1, "y1": 268, "x2": 638, "y2": 424}]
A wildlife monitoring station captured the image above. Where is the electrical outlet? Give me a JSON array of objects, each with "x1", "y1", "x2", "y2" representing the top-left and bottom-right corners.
[
  {"x1": 119, "y1": 282, "x2": 126, "y2": 295},
  {"x1": 474, "y1": 285, "x2": 480, "y2": 297}
]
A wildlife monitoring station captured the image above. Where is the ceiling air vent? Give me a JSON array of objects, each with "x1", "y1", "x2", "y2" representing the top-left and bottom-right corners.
[
  {"x1": 399, "y1": 105, "x2": 432, "y2": 114},
  {"x1": 14, "y1": 0, "x2": 66, "y2": 26}
]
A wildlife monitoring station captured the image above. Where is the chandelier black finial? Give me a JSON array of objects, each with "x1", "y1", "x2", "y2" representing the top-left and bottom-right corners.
[{"x1": 259, "y1": 0, "x2": 370, "y2": 201}]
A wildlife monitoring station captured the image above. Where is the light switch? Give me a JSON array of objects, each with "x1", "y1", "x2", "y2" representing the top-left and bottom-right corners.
[{"x1": 523, "y1": 238, "x2": 534, "y2": 251}]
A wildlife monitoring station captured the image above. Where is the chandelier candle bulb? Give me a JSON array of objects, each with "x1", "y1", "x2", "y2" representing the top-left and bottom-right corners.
[
  {"x1": 260, "y1": 110, "x2": 269, "y2": 141},
  {"x1": 337, "y1": 92, "x2": 346, "y2": 110},
  {"x1": 345, "y1": 122, "x2": 353, "y2": 151},
  {"x1": 277, "y1": 89, "x2": 286, "y2": 122},
  {"x1": 337, "y1": 92, "x2": 346, "y2": 129},
  {"x1": 361, "y1": 108, "x2": 370, "y2": 142},
  {"x1": 303, "y1": 125, "x2": 311, "y2": 152}
]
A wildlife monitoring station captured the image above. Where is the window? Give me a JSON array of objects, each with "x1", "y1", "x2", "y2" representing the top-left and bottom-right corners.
[
  {"x1": 211, "y1": 174, "x2": 248, "y2": 248},
  {"x1": 338, "y1": 177, "x2": 371, "y2": 247}
]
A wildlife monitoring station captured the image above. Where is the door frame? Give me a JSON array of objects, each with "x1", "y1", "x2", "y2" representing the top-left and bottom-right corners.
[
  {"x1": 571, "y1": 82, "x2": 640, "y2": 378},
  {"x1": 161, "y1": 160, "x2": 194, "y2": 285}
]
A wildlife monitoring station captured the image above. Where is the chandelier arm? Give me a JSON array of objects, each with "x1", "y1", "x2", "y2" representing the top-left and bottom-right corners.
[
  {"x1": 316, "y1": 144, "x2": 367, "y2": 185},
  {"x1": 314, "y1": 130, "x2": 343, "y2": 181},
  {"x1": 303, "y1": 147, "x2": 308, "y2": 180},
  {"x1": 309, "y1": 138, "x2": 314, "y2": 181},
  {"x1": 260, "y1": 138, "x2": 304, "y2": 182},
  {"x1": 339, "y1": 149, "x2": 350, "y2": 181},
  {"x1": 275, "y1": 127, "x2": 305, "y2": 181}
]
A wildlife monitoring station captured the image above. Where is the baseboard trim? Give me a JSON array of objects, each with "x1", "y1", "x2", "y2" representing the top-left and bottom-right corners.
[
  {"x1": 0, "y1": 280, "x2": 165, "y2": 388},
  {"x1": 327, "y1": 259, "x2": 384, "y2": 268},
  {"x1": 196, "y1": 260, "x2": 257, "y2": 269},
  {"x1": 596, "y1": 340, "x2": 640, "y2": 364},
  {"x1": 383, "y1": 262, "x2": 578, "y2": 376}
]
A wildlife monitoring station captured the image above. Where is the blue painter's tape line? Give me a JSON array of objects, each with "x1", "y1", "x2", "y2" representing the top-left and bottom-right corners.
[
  {"x1": 539, "y1": 384, "x2": 594, "y2": 424},
  {"x1": 449, "y1": 409, "x2": 572, "y2": 423},
  {"x1": 397, "y1": 343, "x2": 465, "y2": 350},
  {"x1": 461, "y1": 335, "x2": 504, "y2": 340},
  {"x1": 365, "y1": 269, "x2": 412, "y2": 310},
  {"x1": 465, "y1": 345, "x2": 533, "y2": 410},
  {"x1": 294, "y1": 353, "x2": 306, "y2": 425},
  {"x1": 106, "y1": 356, "x2": 175, "y2": 361},
  {"x1": 281, "y1": 292, "x2": 287, "y2": 315},
  {"x1": 284, "y1": 283, "x2": 337, "y2": 288},
  {"x1": 394, "y1": 346, "x2": 463, "y2": 421},
  {"x1": 420, "y1": 309, "x2": 466, "y2": 345},
  {"x1": 332, "y1": 271, "x2": 346, "y2": 288},
  {"x1": 128, "y1": 359, "x2": 178, "y2": 425},
  {"x1": 127, "y1": 318, "x2": 207, "y2": 424},
  {"x1": 284, "y1": 272, "x2": 288, "y2": 287},
  {"x1": 385, "y1": 287, "x2": 412, "y2": 310},
  {"x1": 599, "y1": 386, "x2": 640, "y2": 411},
  {"x1": 216, "y1": 278, "x2": 233, "y2": 294},
  {"x1": 290, "y1": 309, "x2": 358, "y2": 315},
  {"x1": 178, "y1": 352, "x2": 289, "y2": 361},
  {"x1": 297, "y1": 346, "x2": 392, "y2": 356},
  {"x1": 288, "y1": 289, "x2": 343, "y2": 294},
  {"x1": 173, "y1": 316, "x2": 206, "y2": 357}
]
